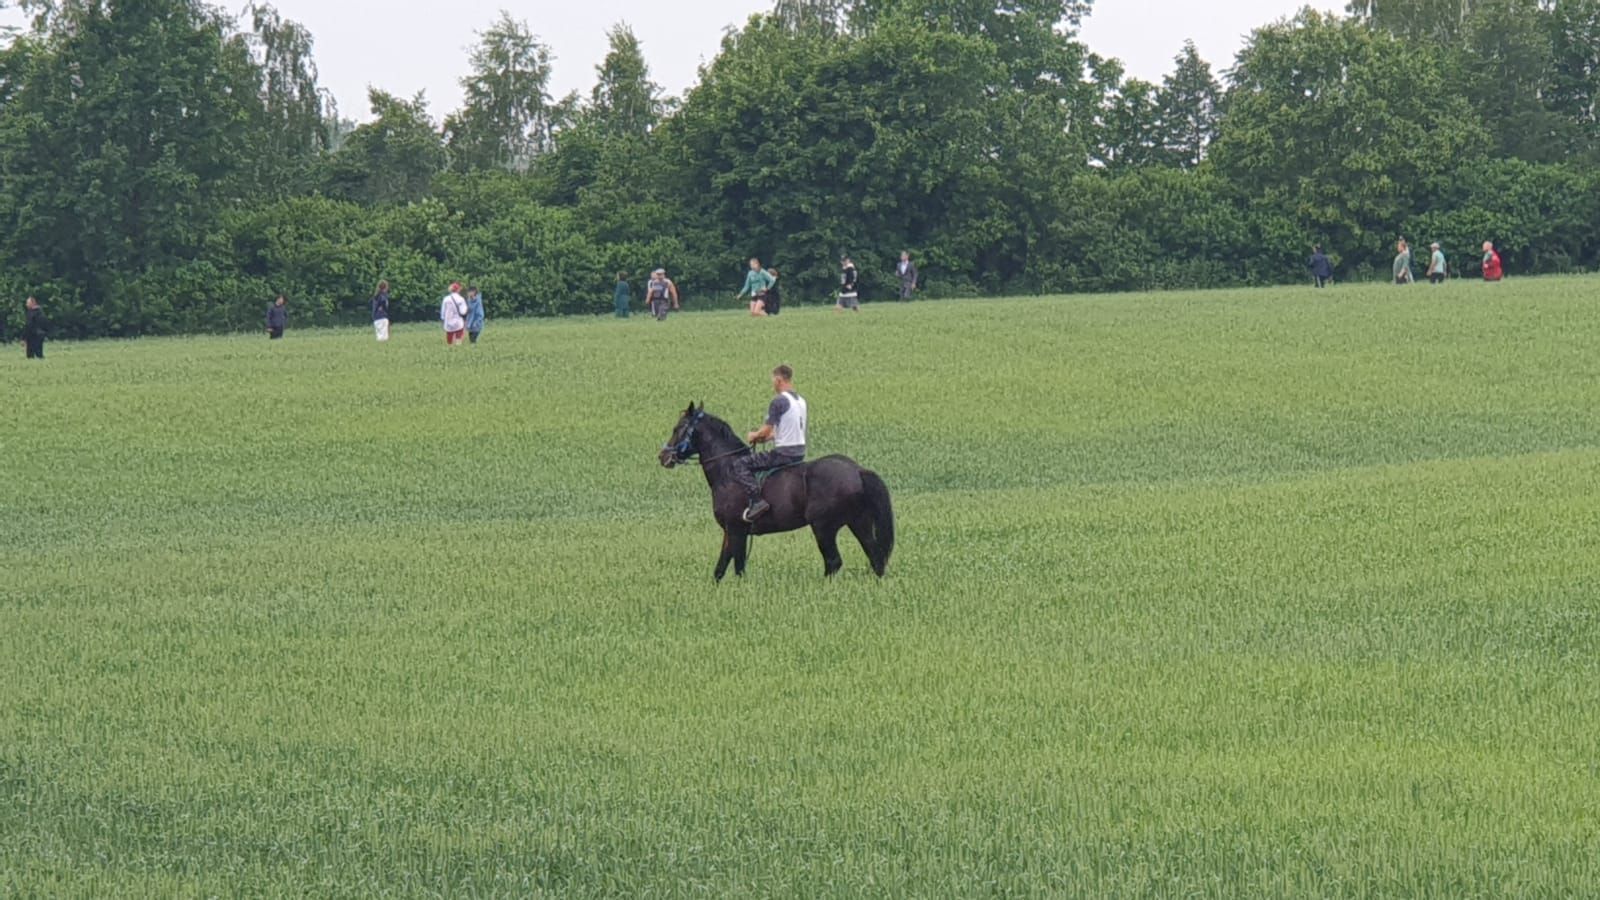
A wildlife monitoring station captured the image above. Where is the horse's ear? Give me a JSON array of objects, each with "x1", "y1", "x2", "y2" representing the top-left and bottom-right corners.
[
  {"x1": 697, "y1": 401, "x2": 705, "y2": 412},
  {"x1": 685, "y1": 401, "x2": 695, "y2": 415}
]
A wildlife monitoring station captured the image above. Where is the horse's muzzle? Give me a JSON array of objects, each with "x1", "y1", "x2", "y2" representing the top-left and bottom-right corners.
[{"x1": 658, "y1": 448, "x2": 679, "y2": 469}]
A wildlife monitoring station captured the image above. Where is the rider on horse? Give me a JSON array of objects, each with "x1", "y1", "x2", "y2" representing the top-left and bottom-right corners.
[{"x1": 735, "y1": 364, "x2": 808, "y2": 522}]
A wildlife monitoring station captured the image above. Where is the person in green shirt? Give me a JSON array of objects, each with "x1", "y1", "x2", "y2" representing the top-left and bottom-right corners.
[
  {"x1": 1393, "y1": 239, "x2": 1414, "y2": 285},
  {"x1": 737, "y1": 258, "x2": 776, "y2": 315},
  {"x1": 613, "y1": 272, "x2": 631, "y2": 318},
  {"x1": 1426, "y1": 243, "x2": 1447, "y2": 285}
]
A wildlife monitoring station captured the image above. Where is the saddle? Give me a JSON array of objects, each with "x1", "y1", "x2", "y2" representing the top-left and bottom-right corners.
[{"x1": 755, "y1": 460, "x2": 805, "y2": 488}]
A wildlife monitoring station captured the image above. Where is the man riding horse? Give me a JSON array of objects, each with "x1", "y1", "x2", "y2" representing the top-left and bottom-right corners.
[{"x1": 735, "y1": 364, "x2": 808, "y2": 522}]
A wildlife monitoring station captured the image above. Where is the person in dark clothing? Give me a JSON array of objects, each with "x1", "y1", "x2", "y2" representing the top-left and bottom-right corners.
[
  {"x1": 614, "y1": 272, "x2": 631, "y2": 318},
  {"x1": 371, "y1": 281, "x2": 391, "y2": 342},
  {"x1": 23, "y1": 297, "x2": 45, "y2": 360},
  {"x1": 1308, "y1": 246, "x2": 1333, "y2": 288},
  {"x1": 266, "y1": 295, "x2": 287, "y2": 339},
  {"x1": 897, "y1": 251, "x2": 918, "y2": 300},
  {"x1": 763, "y1": 268, "x2": 782, "y2": 316},
  {"x1": 838, "y1": 256, "x2": 860, "y2": 312}
]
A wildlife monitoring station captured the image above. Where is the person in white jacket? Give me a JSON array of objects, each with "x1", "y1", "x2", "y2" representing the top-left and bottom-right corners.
[{"x1": 440, "y1": 282, "x2": 468, "y2": 345}]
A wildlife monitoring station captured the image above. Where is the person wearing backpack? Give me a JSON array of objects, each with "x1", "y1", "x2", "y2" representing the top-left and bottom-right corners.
[
  {"x1": 646, "y1": 269, "x2": 679, "y2": 321},
  {"x1": 440, "y1": 281, "x2": 468, "y2": 345}
]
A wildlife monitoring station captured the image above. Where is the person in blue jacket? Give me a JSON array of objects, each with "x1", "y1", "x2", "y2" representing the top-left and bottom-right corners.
[
  {"x1": 1308, "y1": 246, "x2": 1333, "y2": 288},
  {"x1": 465, "y1": 286, "x2": 486, "y2": 344}
]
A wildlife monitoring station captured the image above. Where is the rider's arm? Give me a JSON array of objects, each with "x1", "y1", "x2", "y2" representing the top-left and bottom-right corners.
[{"x1": 747, "y1": 423, "x2": 775, "y2": 445}]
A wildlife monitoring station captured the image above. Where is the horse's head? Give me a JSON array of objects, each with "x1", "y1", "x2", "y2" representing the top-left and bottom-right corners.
[{"x1": 660, "y1": 402, "x2": 705, "y2": 468}]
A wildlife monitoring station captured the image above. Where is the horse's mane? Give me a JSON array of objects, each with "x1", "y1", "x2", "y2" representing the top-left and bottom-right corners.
[{"x1": 697, "y1": 412, "x2": 745, "y2": 450}]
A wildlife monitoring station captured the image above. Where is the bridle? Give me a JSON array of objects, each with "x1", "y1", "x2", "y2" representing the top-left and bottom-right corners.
[{"x1": 665, "y1": 411, "x2": 752, "y2": 466}]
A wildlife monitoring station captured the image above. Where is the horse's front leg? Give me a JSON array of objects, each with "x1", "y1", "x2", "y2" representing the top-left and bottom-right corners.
[
  {"x1": 714, "y1": 528, "x2": 735, "y2": 582},
  {"x1": 732, "y1": 528, "x2": 751, "y2": 578}
]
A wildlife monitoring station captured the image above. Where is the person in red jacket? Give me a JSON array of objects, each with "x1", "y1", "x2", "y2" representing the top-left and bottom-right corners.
[{"x1": 1481, "y1": 241, "x2": 1504, "y2": 282}]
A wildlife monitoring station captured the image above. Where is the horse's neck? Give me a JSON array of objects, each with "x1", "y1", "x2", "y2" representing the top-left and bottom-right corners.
[{"x1": 697, "y1": 434, "x2": 745, "y2": 489}]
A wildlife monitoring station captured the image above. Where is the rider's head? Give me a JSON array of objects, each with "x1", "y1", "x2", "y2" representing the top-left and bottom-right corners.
[{"x1": 772, "y1": 364, "x2": 793, "y2": 392}]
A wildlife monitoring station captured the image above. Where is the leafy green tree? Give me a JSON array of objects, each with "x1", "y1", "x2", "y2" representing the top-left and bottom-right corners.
[
  {"x1": 1087, "y1": 56, "x2": 1166, "y2": 172},
  {"x1": 443, "y1": 12, "x2": 560, "y2": 172},
  {"x1": 0, "y1": 0, "x2": 264, "y2": 335},
  {"x1": 1545, "y1": 0, "x2": 1600, "y2": 158},
  {"x1": 1211, "y1": 10, "x2": 1489, "y2": 268},
  {"x1": 244, "y1": 3, "x2": 329, "y2": 195},
  {"x1": 1158, "y1": 40, "x2": 1221, "y2": 169},
  {"x1": 322, "y1": 90, "x2": 446, "y2": 206},
  {"x1": 590, "y1": 23, "x2": 664, "y2": 138}
]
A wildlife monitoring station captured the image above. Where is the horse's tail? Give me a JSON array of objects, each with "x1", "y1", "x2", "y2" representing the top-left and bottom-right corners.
[{"x1": 860, "y1": 469, "x2": 895, "y2": 577}]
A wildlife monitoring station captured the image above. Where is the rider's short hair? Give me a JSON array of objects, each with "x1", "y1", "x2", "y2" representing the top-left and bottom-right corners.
[{"x1": 773, "y1": 364, "x2": 794, "y2": 382}]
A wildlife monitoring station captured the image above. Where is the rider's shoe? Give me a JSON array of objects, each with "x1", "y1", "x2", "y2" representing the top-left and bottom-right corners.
[{"x1": 742, "y1": 500, "x2": 771, "y2": 523}]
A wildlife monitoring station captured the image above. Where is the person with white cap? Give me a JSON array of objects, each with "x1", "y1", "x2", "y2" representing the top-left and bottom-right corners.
[
  {"x1": 646, "y1": 268, "x2": 679, "y2": 321},
  {"x1": 1427, "y1": 243, "x2": 1447, "y2": 285}
]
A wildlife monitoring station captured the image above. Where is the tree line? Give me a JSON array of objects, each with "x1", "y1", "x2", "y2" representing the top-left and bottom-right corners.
[{"x1": 1, "y1": 0, "x2": 1596, "y2": 339}]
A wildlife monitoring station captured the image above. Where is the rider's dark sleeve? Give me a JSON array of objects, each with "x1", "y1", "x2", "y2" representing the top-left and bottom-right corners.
[{"x1": 765, "y1": 394, "x2": 790, "y2": 428}]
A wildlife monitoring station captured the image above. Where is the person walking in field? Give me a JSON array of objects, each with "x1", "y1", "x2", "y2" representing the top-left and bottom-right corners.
[
  {"x1": 1393, "y1": 239, "x2": 1414, "y2": 285},
  {"x1": 614, "y1": 272, "x2": 632, "y2": 318},
  {"x1": 266, "y1": 295, "x2": 287, "y2": 339},
  {"x1": 1308, "y1": 245, "x2": 1333, "y2": 288},
  {"x1": 23, "y1": 296, "x2": 46, "y2": 360},
  {"x1": 733, "y1": 364, "x2": 808, "y2": 522},
  {"x1": 1427, "y1": 243, "x2": 1447, "y2": 285},
  {"x1": 737, "y1": 258, "x2": 776, "y2": 316},
  {"x1": 441, "y1": 282, "x2": 468, "y2": 346},
  {"x1": 1482, "y1": 241, "x2": 1504, "y2": 281},
  {"x1": 838, "y1": 256, "x2": 861, "y2": 312},
  {"x1": 646, "y1": 269, "x2": 679, "y2": 321},
  {"x1": 371, "y1": 281, "x2": 391, "y2": 342},
  {"x1": 465, "y1": 286, "x2": 485, "y2": 345},
  {"x1": 763, "y1": 267, "x2": 783, "y2": 316},
  {"x1": 896, "y1": 251, "x2": 918, "y2": 301}
]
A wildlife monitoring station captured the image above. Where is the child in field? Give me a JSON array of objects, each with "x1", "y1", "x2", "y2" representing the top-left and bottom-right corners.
[
  {"x1": 466, "y1": 287, "x2": 485, "y2": 344},
  {"x1": 371, "y1": 281, "x2": 391, "y2": 341}
]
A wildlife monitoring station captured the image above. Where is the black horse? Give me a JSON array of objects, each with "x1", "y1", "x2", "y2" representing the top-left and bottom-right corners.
[{"x1": 659, "y1": 403, "x2": 895, "y2": 580}]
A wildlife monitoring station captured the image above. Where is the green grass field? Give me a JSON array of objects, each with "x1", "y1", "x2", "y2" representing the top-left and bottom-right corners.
[{"x1": 5, "y1": 278, "x2": 1600, "y2": 896}]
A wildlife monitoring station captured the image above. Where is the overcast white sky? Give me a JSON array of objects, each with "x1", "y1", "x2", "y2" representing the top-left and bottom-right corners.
[{"x1": 1, "y1": 1, "x2": 1339, "y2": 121}]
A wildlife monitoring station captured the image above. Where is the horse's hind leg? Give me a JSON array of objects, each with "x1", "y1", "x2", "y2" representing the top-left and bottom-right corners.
[
  {"x1": 846, "y1": 513, "x2": 883, "y2": 577},
  {"x1": 812, "y1": 523, "x2": 844, "y2": 577}
]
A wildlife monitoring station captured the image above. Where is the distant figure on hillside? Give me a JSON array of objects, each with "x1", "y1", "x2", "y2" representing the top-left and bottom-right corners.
[
  {"x1": 763, "y1": 268, "x2": 782, "y2": 316},
  {"x1": 614, "y1": 272, "x2": 631, "y2": 318},
  {"x1": 738, "y1": 258, "x2": 776, "y2": 316},
  {"x1": 441, "y1": 282, "x2": 468, "y2": 346},
  {"x1": 1427, "y1": 243, "x2": 1447, "y2": 285},
  {"x1": 897, "y1": 251, "x2": 918, "y2": 301},
  {"x1": 466, "y1": 286, "x2": 485, "y2": 345},
  {"x1": 646, "y1": 269, "x2": 679, "y2": 321},
  {"x1": 371, "y1": 281, "x2": 391, "y2": 342},
  {"x1": 266, "y1": 295, "x2": 287, "y2": 339},
  {"x1": 23, "y1": 296, "x2": 46, "y2": 360},
  {"x1": 838, "y1": 256, "x2": 861, "y2": 312},
  {"x1": 1482, "y1": 241, "x2": 1504, "y2": 282},
  {"x1": 1308, "y1": 245, "x2": 1333, "y2": 288},
  {"x1": 1393, "y1": 240, "x2": 1414, "y2": 285}
]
